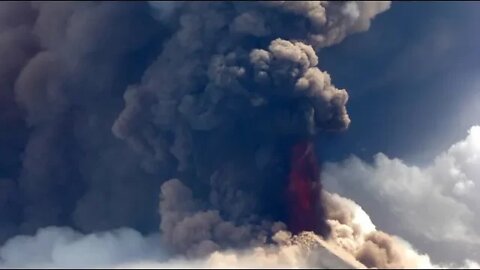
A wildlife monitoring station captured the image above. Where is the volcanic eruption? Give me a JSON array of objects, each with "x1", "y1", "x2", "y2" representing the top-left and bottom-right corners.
[
  {"x1": 287, "y1": 140, "x2": 329, "y2": 237},
  {"x1": 0, "y1": 1, "x2": 395, "y2": 266}
]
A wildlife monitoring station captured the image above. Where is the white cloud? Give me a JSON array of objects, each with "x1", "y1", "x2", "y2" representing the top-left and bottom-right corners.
[
  {"x1": 322, "y1": 125, "x2": 480, "y2": 264},
  {"x1": 0, "y1": 226, "x2": 363, "y2": 269},
  {"x1": 0, "y1": 227, "x2": 163, "y2": 268}
]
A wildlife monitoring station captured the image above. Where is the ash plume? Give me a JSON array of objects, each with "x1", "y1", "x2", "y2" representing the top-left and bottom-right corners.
[
  {"x1": 113, "y1": 1, "x2": 388, "y2": 255},
  {"x1": 0, "y1": 192, "x2": 437, "y2": 269},
  {"x1": 0, "y1": 0, "x2": 394, "y2": 268}
]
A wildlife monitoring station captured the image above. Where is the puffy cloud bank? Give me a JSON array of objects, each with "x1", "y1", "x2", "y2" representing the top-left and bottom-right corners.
[
  {"x1": 0, "y1": 190, "x2": 436, "y2": 269},
  {"x1": 0, "y1": 226, "x2": 353, "y2": 268},
  {"x1": 0, "y1": 227, "x2": 162, "y2": 268},
  {"x1": 323, "y1": 125, "x2": 480, "y2": 266}
]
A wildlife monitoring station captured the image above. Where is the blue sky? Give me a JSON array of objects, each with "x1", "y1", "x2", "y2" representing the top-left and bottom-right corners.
[{"x1": 317, "y1": 1, "x2": 480, "y2": 165}]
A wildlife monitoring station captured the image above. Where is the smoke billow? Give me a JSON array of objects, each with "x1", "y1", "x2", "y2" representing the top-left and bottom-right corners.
[
  {"x1": 112, "y1": 1, "x2": 389, "y2": 255},
  {"x1": 322, "y1": 126, "x2": 480, "y2": 266},
  {"x1": 322, "y1": 191, "x2": 435, "y2": 269},
  {"x1": 0, "y1": 1, "x2": 416, "y2": 268},
  {"x1": 0, "y1": 192, "x2": 436, "y2": 269},
  {"x1": 0, "y1": 1, "x2": 170, "y2": 239}
]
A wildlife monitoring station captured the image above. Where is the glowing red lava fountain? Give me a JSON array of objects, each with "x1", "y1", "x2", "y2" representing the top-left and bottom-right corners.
[{"x1": 287, "y1": 139, "x2": 329, "y2": 237}]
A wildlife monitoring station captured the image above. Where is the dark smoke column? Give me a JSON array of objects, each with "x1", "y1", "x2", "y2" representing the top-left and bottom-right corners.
[
  {"x1": 112, "y1": 1, "x2": 389, "y2": 256},
  {"x1": 0, "y1": 1, "x2": 390, "y2": 249}
]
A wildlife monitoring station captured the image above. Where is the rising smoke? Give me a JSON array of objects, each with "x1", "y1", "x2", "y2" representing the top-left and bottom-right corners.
[
  {"x1": 0, "y1": 1, "x2": 428, "y2": 268},
  {"x1": 112, "y1": 1, "x2": 390, "y2": 255},
  {"x1": 0, "y1": 191, "x2": 437, "y2": 269},
  {"x1": 322, "y1": 126, "x2": 480, "y2": 266}
]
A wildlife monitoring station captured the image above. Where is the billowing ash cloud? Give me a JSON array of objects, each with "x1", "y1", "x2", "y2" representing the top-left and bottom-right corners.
[
  {"x1": 0, "y1": 0, "x2": 395, "y2": 268},
  {"x1": 0, "y1": 1, "x2": 168, "y2": 240},
  {"x1": 322, "y1": 191, "x2": 435, "y2": 269},
  {"x1": 0, "y1": 192, "x2": 441, "y2": 269},
  {"x1": 157, "y1": 178, "x2": 285, "y2": 258},
  {"x1": 322, "y1": 125, "x2": 480, "y2": 266},
  {"x1": 112, "y1": 1, "x2": 389, "y2": 255}
]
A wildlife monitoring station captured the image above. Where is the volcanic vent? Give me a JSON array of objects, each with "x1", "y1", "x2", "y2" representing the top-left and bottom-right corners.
[{"x1": 287, "y1": 140, "x2": 330, "y2": 237}]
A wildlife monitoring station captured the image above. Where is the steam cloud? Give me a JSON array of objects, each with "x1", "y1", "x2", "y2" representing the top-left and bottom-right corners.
[
  {"x1": 322, "y1": 191, "x2": 434, "y2": 269},
  {"x1": 0, "y1": 191, "x2": 436, "y2": 269},
  {"x1": 323, "y1": 126, "x2": 480, "y2": 266},
  {"x1": 0, "y1": 1, "x2": 449, "y2": 269}
]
